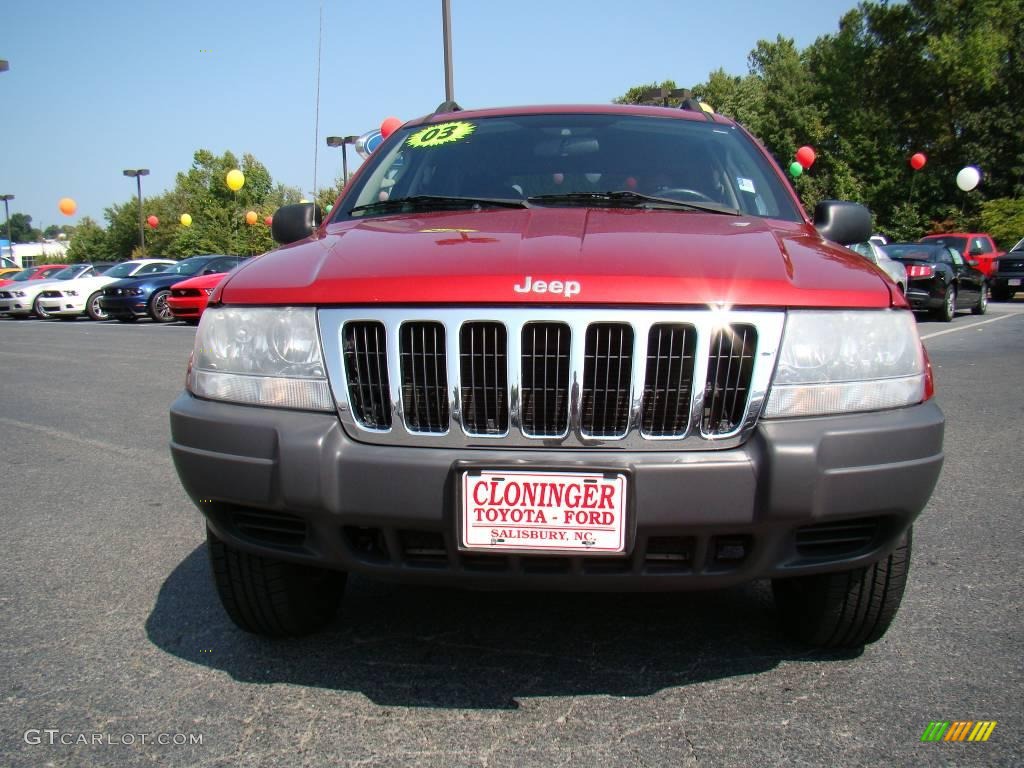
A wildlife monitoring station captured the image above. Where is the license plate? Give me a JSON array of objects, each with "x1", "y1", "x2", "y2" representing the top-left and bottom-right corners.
[
  {"x1": 1010, "y1": 279, "x2": 1021, "y2": 286},
  {"x1": 460, "y1": 470, "x2": 628, "y2": 554}
]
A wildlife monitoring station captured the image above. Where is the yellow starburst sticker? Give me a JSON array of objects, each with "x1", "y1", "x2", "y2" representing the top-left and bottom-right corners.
[{"x1": 406, "y1": 121, "x2": 476, "y2": 148}]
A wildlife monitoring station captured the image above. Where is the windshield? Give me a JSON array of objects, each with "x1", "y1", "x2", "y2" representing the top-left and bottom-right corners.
[
  {"x1": 924, "y1": 235, "x2": 967, "y2": 254},
  {"x1": 1011, "y1": 237, "x2": 1024, "y2": 252},
  {"x1": 335, "y1": 113, "x2": 801, "y2": 222},
  {"x1": 883, "y1": 244, "x2": 940, "y2": 262},
  {"x1": 10, "y1": 268, "x2": 36, "y2": 281},
  {"x1": 105, "y1": 262, "x2": 143, "y2": 278},
  {"x1": 53, "y1": 265, "x2": 91, "y2": 280},
  {"x1": 167, "y1": 259, "x2": 208, "y2": 276}
]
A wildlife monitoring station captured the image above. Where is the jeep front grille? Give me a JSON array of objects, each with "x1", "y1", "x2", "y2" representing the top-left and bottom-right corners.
[{"x1": 321, "y1": 309, "x2": 784, "y2": 450}]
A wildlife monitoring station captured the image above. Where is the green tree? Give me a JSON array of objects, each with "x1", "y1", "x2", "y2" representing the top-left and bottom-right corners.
[
  {"x1": 65, "y1": 217, "x2": 110, "y2": 263},
  {"x1": 979, "y1": 198, "x2": 1024, "y2": 250},
  {"x1": 7, "y1": 212, "x2": 40, "y2": 243}
]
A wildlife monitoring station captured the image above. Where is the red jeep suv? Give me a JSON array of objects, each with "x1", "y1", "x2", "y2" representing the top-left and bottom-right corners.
[{"x1": 170, "y1": 103, "x2": 944, "y2": 648}]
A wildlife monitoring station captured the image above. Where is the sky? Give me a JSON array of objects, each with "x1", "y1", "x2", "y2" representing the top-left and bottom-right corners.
[{"x1": 1, "y1": 0, "x2": 866, "y2": 232}]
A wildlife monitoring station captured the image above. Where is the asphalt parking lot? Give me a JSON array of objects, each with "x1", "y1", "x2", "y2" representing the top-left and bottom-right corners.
[{"x1": 1, "y1": 307, "x2": 1022, "y2": 768}]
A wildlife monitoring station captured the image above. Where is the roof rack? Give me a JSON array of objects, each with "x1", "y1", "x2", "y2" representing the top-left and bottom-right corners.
[
  {"x1": 434, "y1": 100, "x2": 462, "y2": 115},
  {"x1": 634, "y1": 87, "x2": 715, "y2": 120}
]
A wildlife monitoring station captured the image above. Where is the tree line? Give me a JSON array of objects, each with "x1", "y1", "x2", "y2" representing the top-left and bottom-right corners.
[
  {"x1": 617, "y1": 0, "x2": 1024, "y2": 247},
  {"x1": 63, "y1": 150, "x2": 345, "y2": 263}
]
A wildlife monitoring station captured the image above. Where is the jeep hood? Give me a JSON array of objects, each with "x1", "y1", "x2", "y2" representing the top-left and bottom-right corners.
[{"x1": 220, "y1": 209, "x2": 896, "y2": 308}]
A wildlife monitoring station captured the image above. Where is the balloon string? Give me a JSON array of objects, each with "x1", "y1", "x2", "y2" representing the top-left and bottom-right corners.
[{"x1": 908, "y1": 172, "x2": 917, "y2": 204}]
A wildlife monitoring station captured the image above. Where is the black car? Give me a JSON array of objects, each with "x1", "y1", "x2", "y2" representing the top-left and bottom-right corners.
[
  {"x1": 882, "y1": 242, "x2": 987, "y2": 321},
  {"x1": 991, "y1": 237, "x2": 1024, "y2": 301}
]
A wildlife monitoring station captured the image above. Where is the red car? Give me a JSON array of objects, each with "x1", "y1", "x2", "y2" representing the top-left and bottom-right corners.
[
  {"x1": 920, "y1": 233, "x2": 1002, "y2": 280},
  {"x1": 0, "y1": 264, "x2": 67, "y2": 289},
  {"x1": 168, "y1": 273, "x2": 225, "y2": 323}
]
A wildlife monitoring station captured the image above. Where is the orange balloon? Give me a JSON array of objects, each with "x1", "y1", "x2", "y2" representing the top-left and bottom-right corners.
[
  {"x1": 245, "y1": 210, "x2": 258, "y2": 225},
  {"x1": 58, "y1": 197, "x2": 77, "y2": 216}
]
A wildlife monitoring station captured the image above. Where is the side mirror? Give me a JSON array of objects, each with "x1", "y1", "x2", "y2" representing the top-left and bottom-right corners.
[
  {"x1": 202, "y1": 267, "x2": 220, "y2": 275},
  {"x1": 967, "y1": 259, "x2": 979, "y2": 267},
  {"x1": 813, "y1": 200, "x2": 872, "y2": 246},
  {"x1": 271, "y1": 203, "x2": 323, "y2": 245}
]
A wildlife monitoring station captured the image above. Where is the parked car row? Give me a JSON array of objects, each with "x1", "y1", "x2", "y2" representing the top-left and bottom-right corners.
[{"x1": 0, "y1": 255, "x2": 246, "y2": 324}]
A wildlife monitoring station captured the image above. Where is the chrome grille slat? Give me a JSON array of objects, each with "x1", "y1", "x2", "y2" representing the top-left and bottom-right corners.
[
  {"x1": 460, "y1": 322, "x2": 508, "y2": 435},
  {"x1": 581, "y1": 323, "x2": 633, "y2": 437},
  {"x1": 342, "y1": 321, "x2": 391, "y2": 429},
  {"x1": 702, "y1": 324, "x2": 757, "y2": 435},
  {"x1": 320, "y1": 309, "x2": 784, "y2": 450},
  {"x1": 399, "y1": 321, "x2": 449, "y2": 432},
  {"x1": 642, "y1": 323, "x2": 696, "y2": 437}
]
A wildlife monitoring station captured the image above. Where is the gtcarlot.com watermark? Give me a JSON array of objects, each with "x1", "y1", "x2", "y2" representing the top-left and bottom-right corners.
[{"x1": 24, "y1": 729, "x2": 203, "y2": 747}]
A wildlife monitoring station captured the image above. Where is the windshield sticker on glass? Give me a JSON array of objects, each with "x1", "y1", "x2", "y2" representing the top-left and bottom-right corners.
[
  {"x1": 737, "y1": 177, "x2": 756, "y2": 194},
  {"x1": 406, "y1": 121, "x2": 476, "y2": 148}
]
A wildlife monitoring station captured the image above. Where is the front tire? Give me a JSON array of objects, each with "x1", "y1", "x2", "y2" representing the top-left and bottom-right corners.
[
  {"x1": 86, "y1": 291, "x2": 109, "y2": 321},
  {"x1": 33, "y1": 296, "x2": 53, "y2": 320},
  {"x1": 149, "y1": 289, "x2": 174, "y2": 323},
  {"x1": 773, "y1": 528, "x2": 912, "y2": 648},
  {"x1": 207, "y1": 526, "x2": 346, "y2": 637}
]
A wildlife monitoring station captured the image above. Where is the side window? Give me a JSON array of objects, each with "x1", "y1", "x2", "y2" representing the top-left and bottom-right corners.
[
  {"x1": 973, "y1": 237, "x2": 993, "y2": 254},
  {"x1": 948, "y1": 248, "x2": 964, "y2": 266}
]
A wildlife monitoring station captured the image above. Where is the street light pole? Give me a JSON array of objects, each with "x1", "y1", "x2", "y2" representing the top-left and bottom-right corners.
[
  {"x1": 441, "y1": 0, "x2": 454, "y2": 102},
  {"x1": 0, "y1": 194, "x2": 14, "y2": 262},
  {"x1": 326, "y1": 136, "x2": 359, "y2": 188},
  {"x1": 122, "y1": 169, "x2": 149, "y2": 256}
]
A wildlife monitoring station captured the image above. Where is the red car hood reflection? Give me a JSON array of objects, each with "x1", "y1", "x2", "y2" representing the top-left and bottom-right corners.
[{"x1": 219, "y1": 208, "x2": 896, "y2": 308}]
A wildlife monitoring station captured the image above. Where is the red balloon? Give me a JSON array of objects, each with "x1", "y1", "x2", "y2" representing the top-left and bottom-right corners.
[
  {"x1": 380, "y1": 116, "x2": 402, "y2": 139},
  {"x1": 264, "y1": 215, "x2": 273, "y2": 227},
  {"x1": 910, "y1": 152, "x2": 927, "y2": 171},
  {"x1": 796, "y1": 146, "x2": 816, "y2": 169},
  {"x1": 147, "y1": 215, "x2": 159, "y2": 229}
]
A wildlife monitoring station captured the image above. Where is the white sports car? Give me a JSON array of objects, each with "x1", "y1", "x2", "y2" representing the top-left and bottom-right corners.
[
  {"x1": 0, "y1": 264, "x2": 101, "y2": 318},
  {"x1": 34, "y1": 259, "x2": 176, "y2": 320}
]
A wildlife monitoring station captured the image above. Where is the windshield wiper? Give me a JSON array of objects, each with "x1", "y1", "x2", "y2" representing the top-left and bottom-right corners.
[
  {"x1": 527, "y1": 190, "x2": 740, "y2": 215},
  {"x1": 349, "y1": 194, "x2": 530, "y2": 215}
]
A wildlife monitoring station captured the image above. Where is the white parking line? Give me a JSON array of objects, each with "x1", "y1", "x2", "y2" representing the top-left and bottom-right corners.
[
  {"x1": 0, "y1": 416, "x2": 165, "y2": 462},
  {"x1": 920, "y1": 313, "x2": 1018, "y2": 340}
]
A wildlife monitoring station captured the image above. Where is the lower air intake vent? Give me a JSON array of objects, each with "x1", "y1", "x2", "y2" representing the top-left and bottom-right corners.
[
  {"x1": 795, "y1": 518, "x2": 880, "y2": 559},
  {"x1": 232, "y1": 509, "x2": 307, "y2": 547}
]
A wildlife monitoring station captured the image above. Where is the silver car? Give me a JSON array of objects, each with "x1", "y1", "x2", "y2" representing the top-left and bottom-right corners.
[{"x1": 849, "y1": 241, "x2": 907, "y2": 293}]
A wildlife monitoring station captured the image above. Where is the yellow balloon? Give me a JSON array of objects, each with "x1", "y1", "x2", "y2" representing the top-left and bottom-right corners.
[
  {"x1": 226, "y1": 169, "x2": 245, "y2": 191},
  {"x1": 180, "y1": 213, "x2": 193, "y2": 227},
  {"x1": 245, "y1": 210, "x2": 258, "y2": 225},
  {"x1": 59, "y1": 197, "x2": 77, "y2": 216}
]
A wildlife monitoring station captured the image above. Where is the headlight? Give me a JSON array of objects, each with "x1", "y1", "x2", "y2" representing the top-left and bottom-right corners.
[
  {"x1": 65, "y1": 290, "x2": 78, "y2": 297},
  {"x1": 188, "y1": 307, "x2": 333, "y2": 411},
  {"x1": 128, "y1": 287, "x2": 144, "y2": 296},
  {"x1": 13, "y1": 290, "x2": 26, "y2": 297},
  {"x1": 763, "y1": 310, "x2": 925, "y2": 418}
]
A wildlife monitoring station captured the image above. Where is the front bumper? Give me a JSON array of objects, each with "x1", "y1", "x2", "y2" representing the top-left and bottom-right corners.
[
  {"x1": 167, "y1": 296, "x2": 206, "y2": 319},
  {"x1": 170, "y1": 393, "x2": 944, "y2": 590},
  {"x1": 0, "y1": 297, "x2": 34, "y2": 316},
  {"x1": 100, "y1": 295, "x2": 149, "y2": 318},
  {"x1": 38, "y1": 294, "x2": 86, "y2": 316}
]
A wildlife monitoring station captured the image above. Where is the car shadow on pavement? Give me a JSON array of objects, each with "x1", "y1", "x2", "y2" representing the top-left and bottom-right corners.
[{"x1": 146, "y1": 545, "x2": 860, "y2": 709}]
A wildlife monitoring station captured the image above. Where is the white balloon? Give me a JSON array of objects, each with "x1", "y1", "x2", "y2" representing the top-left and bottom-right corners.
[{"x1": 956, "y1": 166, "x2": 981, "y2": 192}]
